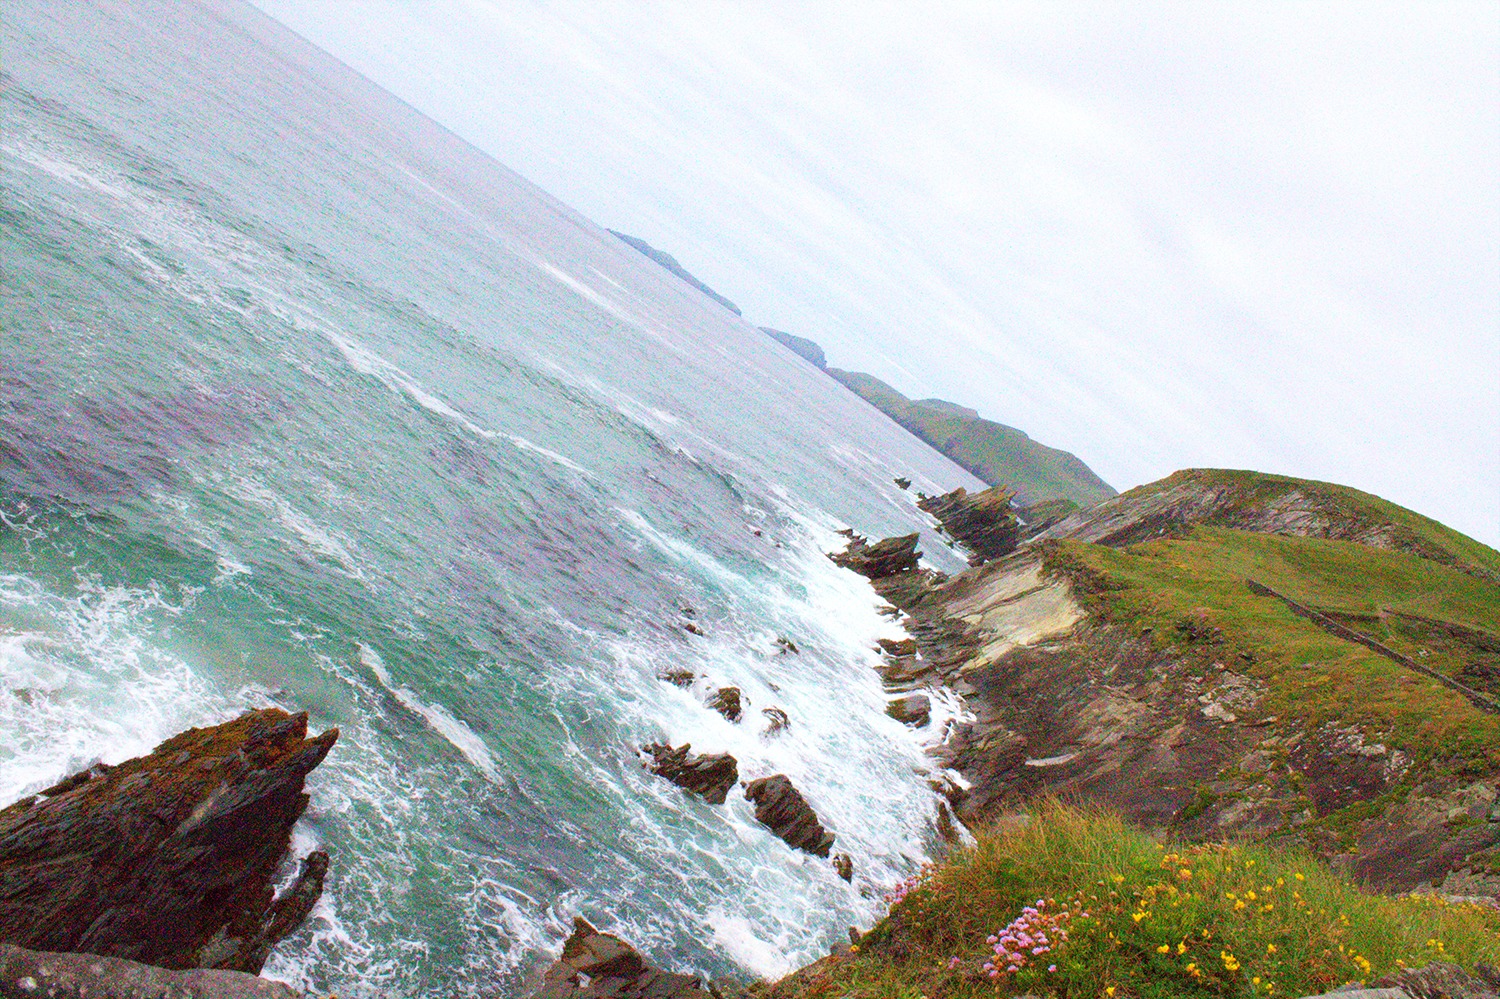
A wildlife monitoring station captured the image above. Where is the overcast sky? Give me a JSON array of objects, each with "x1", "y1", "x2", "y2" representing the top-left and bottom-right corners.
[{"x1": 255, "y1": 1, "x2": 1499, "y2": 546}]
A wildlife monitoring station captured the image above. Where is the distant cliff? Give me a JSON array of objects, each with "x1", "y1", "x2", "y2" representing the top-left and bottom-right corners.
[
  {"x1": 758, "y1": 327, "x2": 826, "y2": 369},
  {"x1": 608, "y1": 230, "x2": 741, "y2": 316},
  {"x1": 826, "y1": 368, "x2": 1115, "y2": 507}
]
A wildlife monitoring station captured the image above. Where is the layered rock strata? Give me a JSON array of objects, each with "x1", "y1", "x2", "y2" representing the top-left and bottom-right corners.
[
  {"x1": 0, "y1": 942, "x2": 300, "y2": 999},
  {"x1": 530, "y1": 918, "x2": 712, "y2": 998},
  {"x1": 917, "y1": 485, "x2": 1020, "y2": 564},
  {"x1": 642, "y1": 744, "x2": 739, "y2": 805},
  {"x1": 0, "y1": 708, "x2": 336, "y2": 973},
  {"x1": 744, "y1": 775, "x2": 835, "y2": 857}
]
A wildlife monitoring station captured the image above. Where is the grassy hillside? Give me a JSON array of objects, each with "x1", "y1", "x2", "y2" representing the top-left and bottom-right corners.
[
  {"x1": 826, "y1": 368, "x2": 1115, "y2": 507},
  {"x1": 758, "y1": 802, "x2": 1500, "y2": 999}
]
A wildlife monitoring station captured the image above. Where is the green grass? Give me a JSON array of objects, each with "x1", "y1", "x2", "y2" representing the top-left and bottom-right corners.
[
  {"x1": 1041, "y1": 527, "x2": 1500, "y2": 775},
  {"x1": 759, "y1": 802, "x2": 1500, "y2": 999},
  {"x1": 825, "y1": 368, "x2": 1115, "y2": 507}
]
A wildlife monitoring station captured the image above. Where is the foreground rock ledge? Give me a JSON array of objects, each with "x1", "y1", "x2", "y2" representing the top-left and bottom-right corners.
[
  {"x1": 0, "y1": 942, "x2": 299, "y2": 999},
  {"x1": 0, "y1": 708, "x2": 337, "y2": 973},
  {"x1": 531, "y1": 918, "x2": 712, "y2": 998}
]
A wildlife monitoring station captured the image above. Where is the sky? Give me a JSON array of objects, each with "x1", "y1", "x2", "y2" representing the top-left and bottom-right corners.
[{"x1": 255, "y1": 1, "x2": 1499, "y2": 546}]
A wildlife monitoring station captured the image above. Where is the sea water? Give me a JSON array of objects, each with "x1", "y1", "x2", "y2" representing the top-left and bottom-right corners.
[{"x1": 1, "y1": 2, "x2": 986, "y2": 994}]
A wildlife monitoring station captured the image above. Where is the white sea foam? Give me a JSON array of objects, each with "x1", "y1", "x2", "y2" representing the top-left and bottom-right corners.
[
  {"x1": 509, "y1": 436, "x2": 591, "y2": 476},
  {"x1": 359, "y1": 644, "x2": 497, "y2": 780},
  {"x1": 230, "y1": 477, "x2": 365, "y2": 580}
]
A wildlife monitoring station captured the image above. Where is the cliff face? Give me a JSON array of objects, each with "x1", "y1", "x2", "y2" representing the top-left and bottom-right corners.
[
  {"x1": 845, "y1": 468, "x2": 1500, "y2": 899},
  {"x1": 0, "y1": 708, "x2": 336, "y2": 973}
]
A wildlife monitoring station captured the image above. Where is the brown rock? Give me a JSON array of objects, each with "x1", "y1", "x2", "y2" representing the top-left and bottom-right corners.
[
  {"x1": 642, "y1": 744, "x2": 738, "y2": 805},
  {"x1": 886, "y1": 694, "x2": 931, "y2": 726},
  {"x1": 876, "y1": 637, "x2": 918, "y2": 657},
  {"x1": 762, "y1": 707, "x2": 791, "y2": 736},
  {"x1": 707, "y1": 687, "x2": 743, "y2": 722},
  {"x1": 0, "y1": 942, "x2": 299, "y2": 999},
  {"x1": 829, "y1": 533, "x2": 921, "y2": 581},
  {"x1": 1376, "y1": 961, "x2": 1500, "y2": 999},
  {"x1": 744, "y1": 775, "x2": 835, "y2": 857},
  {"x1": 832, "y1": 853, "x2": 854, "y2": 881},
  {"x1": 530, "y1": 918, "x2": 712, "y2": 998},
  {"x1": 0, "y1": 708, "x2": 336, "y2": 973}
]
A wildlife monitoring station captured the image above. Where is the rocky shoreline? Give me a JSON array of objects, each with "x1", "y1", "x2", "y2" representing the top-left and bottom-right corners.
[{"x1": 1, "y1": 474, "x2": 1496, "y2": 996}]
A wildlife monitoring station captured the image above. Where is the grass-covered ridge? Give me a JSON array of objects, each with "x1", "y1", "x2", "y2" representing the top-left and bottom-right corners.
[
  {"x1": 826, "y1": 368, "x2": 1115, "y2": 507},
  {"x1": 759, "y1": 802, "x2": 1500, "y2": 999}
]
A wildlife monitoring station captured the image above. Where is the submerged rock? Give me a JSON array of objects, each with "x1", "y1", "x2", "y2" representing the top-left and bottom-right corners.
[
  {"x1": 658, "y1": 668, "x2": 698, "y2": 688},
  {"x1": 707, "y1": 686, "x2": 744, "y2": 722},
  {"x1": 775, "y1": 636, "x2": 800, "y2": 655},
  {"x1": 917, "y1": 485, "x2": 1020, "y2": 564},
  {"x1": 829, "y1": 532, "x2": 921, "y2": 581},
  {"x1": 762, "y1": 706, "x2": 791, "y2": 736},
  {"x1": 744, "y1": 775, "x2": 835, "y2": 857},
  {"x1": 642, "y1": 743, "x2": 738, "y2": 805},
  {"x1": 530, "y1": 917, "x2": 712, "y2": 998},
  {"x1": 0, "y1": 708, "x2": 336, "y2": 973},
  {"x1": 0, "y1": 942, "x2": 299, "y2": 999},
  {"x1": 894, "y1": 476, "x2": 911, "y2": 490}
]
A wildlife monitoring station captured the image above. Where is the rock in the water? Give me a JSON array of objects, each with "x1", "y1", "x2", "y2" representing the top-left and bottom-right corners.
[
  {"x1": 894, "y1": 477, "x2": 911, "y2": 490},
  {"x1": 0, "y1": 708, "x2": 336, "y2": 973},
  {"x1": 0, "y1": 942, "x2": 299, "y2": 999},
  {"x1": 530, "y1": 918, "x2": 712, "y2": 998},
  {"x1": 642, "y1": 744, "x2": 738, "y2": 805},
  {"x1": 762, "y1": 707, "x2": 791, "y2": 736},
  {"x1": 918, "y1": 485, "x2": 1020, "y2": 564},
  {"x1": 775, "y1": 636, "x2": 800, "y2": 655},
  {"x1": 744, "y1": 775, "x2": 836, "y2": 857},
  {"x1": 829, "y1": 532, "x2": 921, "y2": 581},
  {"x1": 682, "y1": 622, "x2": 705, "y2": 636},
  {"x1": 876, "y1": 637, "x2": 918, "y2": 657},
  {"x1": 832, "y1": 853, "x2": 854, "y2": 881},
  {"x1": 707, "y1": 686, "x2": 743, "y2": 722},
  {"x1": 658, "y1": 668, "x2": 697, "y2": 688},
  {"x1": 886, "y1": 694, "x2": 931, "y2": 726}
]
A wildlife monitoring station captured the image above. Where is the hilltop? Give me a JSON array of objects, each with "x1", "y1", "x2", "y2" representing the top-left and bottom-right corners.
[
  {"x1": 778, "y1": 467, "x2": 1500, "y2": 997},
  {"x1": 609, "y1": 230, "x2": 743, "y2": 315},
  {"x1": 828, "y1": 368, "x2": 1116, "y2": 508}
]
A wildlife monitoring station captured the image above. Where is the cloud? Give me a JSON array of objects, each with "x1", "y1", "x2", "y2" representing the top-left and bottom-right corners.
[{"x1": 254, "y1": 1, "x2": 1500, "y2": 545}]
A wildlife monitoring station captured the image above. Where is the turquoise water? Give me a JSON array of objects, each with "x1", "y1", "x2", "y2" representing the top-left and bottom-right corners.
[{"x1": 1, "y1": 2, "x2": 985, "y2": 994}]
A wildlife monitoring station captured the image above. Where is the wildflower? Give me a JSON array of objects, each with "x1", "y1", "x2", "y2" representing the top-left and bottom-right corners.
[
  {"x1": 1157, "y1": 944, "x2": 1170, "y2": 954},
  {"x1": 1266, "y1": 943, "x2": 1276, "y2": 954},
  {"x1": 1048, "y1": 965, "x2": 1057, "y2": 973},
  {"x1": 1106, "y1": 988, "x2": 1116, "y2": 997},
  {"x1": 1294, "y1": 872, "x2": 1305, "y2": 881},
  {"x1": 1177, "y1": 942, "x2": 1187, "y2": 955}
]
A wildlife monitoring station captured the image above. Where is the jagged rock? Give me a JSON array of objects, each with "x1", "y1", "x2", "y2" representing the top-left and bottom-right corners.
[
  {"x1": 832, "y1": 853, "x2": 853, "y2": 881},
  {"x1": 531, "y1": 918, "x2": 712, "y2": 998},
  {"x1": 775, "y1": 636, "x2": 800, "y2": 655},
  {"x1": 682, "y1": 622, "x2": 705, "y2": 636},
  {"x1": 917, "y1": 485, "x2": 1020, "y2": 564},
  {"x1": 642, "y1": 744, "x2": 738, "y2": 805},
  {"x1": 0, "y1": 708, "x2": 336, "y2": 973},
  {"x1": 762, "y1": 707, "x2": 791, "y2": 736},
  {"x1": 1376, "y1": 961, "x2": 1500, "y2": 998},
  {"x1": 658, "y1": 669, "x2": 698, "y2": 688},
  {"x1": 744, "y1": 775, "x2": 835, "y2": 857},
  {"x1": 876, "y1": 637, "x2": 918, "y2": 657},
  {"x1": 707, "y1": 686, "x2": 743, "y2": 722},
  {"x1": 0, "y1": 942, "x2": 299, "y2": 999},
  {"x1": 829, "y1": 533, "x2": 920, "y2": 581},
  {"x1": 893, "y1": 477, "x2": 911, "y2": 490},
  {"x1": 886, "y1": 694, "x2": 931, "y2": 726}
]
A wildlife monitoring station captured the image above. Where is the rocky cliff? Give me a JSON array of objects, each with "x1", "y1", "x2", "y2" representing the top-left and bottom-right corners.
[{"x1": 0, "y1": 708, "x2": 335, "y2": 975}]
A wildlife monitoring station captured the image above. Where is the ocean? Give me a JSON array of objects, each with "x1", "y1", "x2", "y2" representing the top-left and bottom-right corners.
[{"x1": 0, "y1": 2, "x2": 986, "y2": 994}]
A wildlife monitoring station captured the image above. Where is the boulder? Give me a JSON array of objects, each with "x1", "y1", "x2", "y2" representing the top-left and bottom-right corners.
[
  {"x1": 829, "y1": 533, "x2": 921, "y2": 581},
  {"x1": 832, "y1": 853, "x2": 854, "y2": 881},
  {"x1": 0, "y1": 942, "x2": 299, "y2": 999},
  {"x1": 642, "y1": 744, "x2": 738, "y2": 805},
  {"x1": 762, "y1": 707, "x2": 791, "y2": 736},
  {"x1": 886, "y1": 694, "x2": 931, "y2": 726},
  {"x1": 0, "y1": 708, "x2": 336, "y2": 973},
  {"x1": 1375, "y1": 961, "x2": 1500, "y2": 999},
  {"x1": 893, "y1": 477, "x2": 911, "y2": 490},
  {"x1": 876, "y1": 637, "x2": 918, "y2": 658},
  {"x1": 530, "y1": 918, "x2": 712, "y2": 998},
  {"x1": 917, "y1": 485, "x2": 1020, "y2": 563},
  {"x1": 707, "y1": 687, "x2": 743, "y2": 722},
  {"x1": 657, "y1": 669, "x2": 698, "y2": 688},
  {"x1": 744, "y1": 775, "x2": 835, "y2": 857}
]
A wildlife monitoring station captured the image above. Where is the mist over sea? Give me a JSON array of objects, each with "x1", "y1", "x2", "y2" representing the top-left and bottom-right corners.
[{"x1": 1, "y1": 2, "x2": 985, "y2": 994}]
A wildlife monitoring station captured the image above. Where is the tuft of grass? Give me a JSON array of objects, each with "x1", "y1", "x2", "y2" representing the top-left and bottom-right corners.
[{"x1": 759, "y1": 801, "x2": 1500, "y2": 999}]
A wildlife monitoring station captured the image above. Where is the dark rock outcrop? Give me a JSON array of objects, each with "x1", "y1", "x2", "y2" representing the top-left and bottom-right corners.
[
  {"x1": 829, "y1": 532, "x2": 920, "y2": 581},
  {"x1": 744, "y1": 775, "x2": 835, "y2": 857},
  {"x1": 918, "y1": 485, "x2": 1020, "y2": 564},
  {"x1": 707, "y1": 687, "x2": 743, "y2": 722},
  {"x1": 0, "y1": 708, "x2": 336, "y2": 973},
  {"x1": 832, "y1": 853, "x2": 853, "y2": 882},
  {"x1": 886, "y1": 694, "x2": 931, "y2": 726},
  {"x1": 531, "y1": 918, "x2": 712, "y2": 998},
  {"x1": 0, "y1": 942, "x2": 299, "y2": 999},
  {"x1": 642, "y1": 744, "x2": 738, "y2": 805},
  {"x1": 893, "y1": 477, "x2": 911, "y2": 491},
  {"x1": 761, "y1": 707, "x2": 790, "y2": 736}
]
